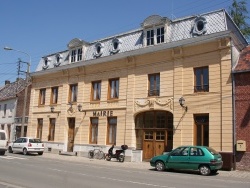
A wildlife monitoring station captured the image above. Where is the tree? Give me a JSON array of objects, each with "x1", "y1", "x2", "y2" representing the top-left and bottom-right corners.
[{"x1": 229, "y1": 0, "x2": 250, "y2": 40}]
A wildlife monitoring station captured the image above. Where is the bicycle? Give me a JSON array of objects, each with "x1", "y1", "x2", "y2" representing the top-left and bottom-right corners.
[{"x1": 88, "y1": 146, "x2": 105, "y2": 160}]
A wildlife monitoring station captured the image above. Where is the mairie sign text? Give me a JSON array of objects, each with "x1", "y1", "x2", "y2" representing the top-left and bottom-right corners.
[{"x1": 93, "y1": 111, "x2": 113, "y2": 117}]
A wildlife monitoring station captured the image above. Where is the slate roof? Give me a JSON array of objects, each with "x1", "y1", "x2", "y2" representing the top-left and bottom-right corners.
[
  {"x1": 0, "y1": 79, "x2": 26, "y2": 101},
  {"x1": 234, "y1": 46, "x2": 250, "y2": 73},
  {"x1": 34, "y1": 9, "x2": 248, "y2": 73}
]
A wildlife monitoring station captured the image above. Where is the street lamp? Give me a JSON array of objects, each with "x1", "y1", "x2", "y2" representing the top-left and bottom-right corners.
[{"x1": 4, "y1": 46, "x2": 31, "y2": 137}]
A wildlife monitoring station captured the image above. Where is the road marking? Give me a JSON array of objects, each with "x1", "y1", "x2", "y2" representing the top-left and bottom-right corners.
[
  {"x1": 50, "y1": 168, "x2": 176, "y2": 188},
  {"x1": 0, "y1": 156, "x2": 27, "y2": 160}
]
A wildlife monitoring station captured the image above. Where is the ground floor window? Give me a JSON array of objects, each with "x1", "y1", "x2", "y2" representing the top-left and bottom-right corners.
[
  {"x1": 37, "y1": 119, "x2": 43, "y2": 140},
  {"x1": 194, "y1": 114, "x2": 209, "y2": 146},
  {"x1": 107, "y1": 117, "x2": 117, "y2": 145},
  {"x1": 48, "y1": 118, "x2": 55, "y2": 141},
  {"x1": 90, "y1": 117, "x2": 98, "y2": 144}
]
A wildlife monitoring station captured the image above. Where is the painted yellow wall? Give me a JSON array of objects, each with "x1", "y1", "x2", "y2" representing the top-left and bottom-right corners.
[{"x1": 28, "y1": 38, "x2": 233, "y2": 152}]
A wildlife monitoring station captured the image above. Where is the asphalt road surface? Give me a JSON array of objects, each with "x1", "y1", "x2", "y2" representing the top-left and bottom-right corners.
[{"x1": 0, "y1": 153, "x2": 249, "y2": 188}]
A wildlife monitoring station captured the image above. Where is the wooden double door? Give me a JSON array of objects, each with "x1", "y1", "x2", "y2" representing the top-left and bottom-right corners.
[{"x1": 143, "y1": 130, "x2": 166, "y2": 160}]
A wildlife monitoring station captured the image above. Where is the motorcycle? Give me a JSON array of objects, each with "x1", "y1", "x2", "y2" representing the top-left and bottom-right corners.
[{"x1": 105, "y1": 145, "x2": 128, "y2": 162}]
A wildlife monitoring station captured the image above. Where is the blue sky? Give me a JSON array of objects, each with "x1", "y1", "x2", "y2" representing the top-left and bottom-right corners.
[{"x1": 0, "y1": 0, "x2": 249, "y2": 85}]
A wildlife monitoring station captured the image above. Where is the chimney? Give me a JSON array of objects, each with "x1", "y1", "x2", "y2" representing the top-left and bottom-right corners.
[{"x1": 5, "y1": 80, "x2": 10, "y2": 85}]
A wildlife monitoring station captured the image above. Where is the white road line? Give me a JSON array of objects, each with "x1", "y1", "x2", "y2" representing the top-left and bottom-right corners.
[{"x1": 0, "y1": 156, "x2": 27, "y2": 160}]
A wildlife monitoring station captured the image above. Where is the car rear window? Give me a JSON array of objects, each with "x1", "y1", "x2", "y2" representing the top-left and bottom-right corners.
[
  {"x1": 0, "y1": 132, "x2": 6, "y2": 140},
  {"x1": 207, "y1": 147, "x2": 219, "y2": 155},
  {"x1": 29, "y1": 139, "x2": 42, "y2": 143}
]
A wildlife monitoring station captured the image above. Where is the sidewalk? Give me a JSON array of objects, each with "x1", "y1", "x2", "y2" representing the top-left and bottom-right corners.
[{"x1": 42, "y1": 152, "x2": 250, "y2": 179}]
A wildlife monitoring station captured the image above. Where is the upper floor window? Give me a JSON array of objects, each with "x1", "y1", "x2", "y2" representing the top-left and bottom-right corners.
[
  {"x1": 77, "y1": 48, "x2": 82, "y2": 61},
  {"x1": 54, "y1": 54, "x2": 62, "y2": 67},
  {"x1": 91, "y1": 81, "x2": 101, "y2": 101},
  {"x1": 147, "y1": 30, "x2": 154, "y2": 46},
  {"x1": 108, "y1": 78, "x2": 119, "y2": 100},
  {"x1": 148, "y1": 73, "x2": 160, "y2": 96},
  {"x1": 194, "y1": 67, "x2": 209, "y2": 92},
  {"x1": 71, "y1": 50, "x2": 76, "y2": 62},
  {"x1": 51, "y1": 87, "x2": 58, "y2": 104},
  {"x1": 39, "y1": 89, "x2": 46, "y2": 105},
  {"x1": 4, "y1": 104, "x2": 7, "y2": 117},
  {"x1": 69, "y1": 84, "x2": 78, "y2": 103},
  {"x1": 93, "y1": 42, "x2": 103, "y2": 58},
  {"x1": 157, "y1": 27, "x2": 164, "y2": 44},
  {"x1": 146, "y1": 27, "x2": 165, "y2": 46},
  {"x1": 110, "y1": 38, "x2": 121, "y2": 54},
  {"x1": 43, "y1": 57, "x2": 50, "y2": 70}
]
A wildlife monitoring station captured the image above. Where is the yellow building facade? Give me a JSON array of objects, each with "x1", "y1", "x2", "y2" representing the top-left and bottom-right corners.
[{"x1": 29, "y1": 10, "x2": 248, "y2": 162}]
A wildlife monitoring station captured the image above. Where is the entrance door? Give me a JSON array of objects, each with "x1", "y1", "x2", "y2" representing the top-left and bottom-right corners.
[
  {"x1": 67, "y1": 118, "x2": 75, "y2": 152},
  {"x1": 143, "y1": 131, "x2": 165, "y2": 160}
]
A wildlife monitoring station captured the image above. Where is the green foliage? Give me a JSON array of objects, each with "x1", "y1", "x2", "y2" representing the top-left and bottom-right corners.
[{"x1": 229, "y1": 0, "x2": 250, "y2": 40}]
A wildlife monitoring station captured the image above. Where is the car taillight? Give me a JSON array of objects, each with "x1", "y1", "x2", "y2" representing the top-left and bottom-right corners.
[
  {"x1": 210, "y1": 159, "x2": 217, "y2": 164},
  {"x1": 28, "y1": 143, "x2": 32, "y2": 147}
]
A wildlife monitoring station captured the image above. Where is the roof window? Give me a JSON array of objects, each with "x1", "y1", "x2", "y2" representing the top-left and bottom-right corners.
[
  {"x1": 110, "y1": 38, "x2": 121, "y2": 54},
  {"x1": 93, "y1": 42, "x2": 103, "y2": 58},
  {"x1": 192, "y1": 16, "x2": 207, "y2": 36}
]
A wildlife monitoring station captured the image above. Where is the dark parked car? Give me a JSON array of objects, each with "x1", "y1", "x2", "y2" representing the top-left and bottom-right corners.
[{"x1": 150, "y1": 146, "x2": 223, "y2": 175}]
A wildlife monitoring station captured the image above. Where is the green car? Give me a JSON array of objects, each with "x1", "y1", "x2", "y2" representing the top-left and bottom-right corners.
[{"x1": 150, "y1": 146, "x2": 223, "y2": 176}]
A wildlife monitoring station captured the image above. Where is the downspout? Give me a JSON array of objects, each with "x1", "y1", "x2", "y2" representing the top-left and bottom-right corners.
[{"x1": 231, "y1": 45, "x2": 237, "y2": 170}]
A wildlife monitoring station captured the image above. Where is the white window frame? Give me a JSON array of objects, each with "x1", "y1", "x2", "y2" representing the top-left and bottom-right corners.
[
  {"x1": 70, "y1": 47, "x2": 83, "y2": 63},
  {"x1": 145, "y1": 26, "x2": 165, "y2": 46}
]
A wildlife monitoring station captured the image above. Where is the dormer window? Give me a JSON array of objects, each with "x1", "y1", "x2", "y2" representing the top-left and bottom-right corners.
[
  {"x1": 192, "y1": 16, "x2": 207, "y2": 36},
  {"x1": 70, "y1": 47, "x2": 83, "y2": 63},
  {"x1": 54, "y1": 54, "x2": 62, "y2": 67},
  {"x1": 157, "y1": 27, "x2": 164, "y2": 43},
  {"x1": 146, "y1": 26, "x2": 165, "y2": 46},
  {"x1": 93, "y1": 42, "x2": 103, "y2": 58},
  {"x1": 43, "y1": 57, "x2": 50, "y2": 70},
  {"x1": 110, "y1": 38, "x2": 121, "y2": 54},
  {"x1": 77, "y1": 48, "x2": 82, "y2": 61}
]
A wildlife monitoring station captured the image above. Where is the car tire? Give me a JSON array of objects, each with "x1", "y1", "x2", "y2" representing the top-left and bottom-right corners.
[
  {"x1": 8, "y1": 146, "x2": 13, "y2": 153},
  {"x1": 199, "y1": 165, "x2": 211, "y2": 176},
  {"x1": 155, "y1": 161, "x2": 166, "y2": 171},
  {"x1": 0, "y1": 151, "x2": 5, "y2": 155},
  {"x1": 23, "y1": 148, "x2": 28, "y2": 155},
  {"x1": 38, "y1": 152, "x2": 43, "y2": 155}
]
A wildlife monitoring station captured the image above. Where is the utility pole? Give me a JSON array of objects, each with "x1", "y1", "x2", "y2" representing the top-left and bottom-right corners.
[
  {"x1": 18, "y1": 59, "x2": 30, "y2": 137},
  {"x1": 4, "y1": 47, "x2": 31, "y2": 137}
]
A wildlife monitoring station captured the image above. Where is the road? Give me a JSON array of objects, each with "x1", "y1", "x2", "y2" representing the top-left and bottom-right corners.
[{"x1": 0, "y1": 153, "x2": 249, "y2": 188}]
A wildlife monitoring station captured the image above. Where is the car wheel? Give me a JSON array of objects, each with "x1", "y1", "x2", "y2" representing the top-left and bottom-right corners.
[
  {"x1": 199, "y1": 165, "x2": 211, "y2": 176},
  {"x1": 155, "y1": 161, "x2": 166, "y2": 171},
  {"x1": 8, "y1": 146, "x2": 13, "y2": 153},
  {"x1": 38, "y1": 152, "x2": 43, "y2": 155},
  {"x1": 23, "y1": 148, "x2": 28, "y2": 155},
  {"x1": 0, "y1": 151, "x2": 5, "y2": 155}
]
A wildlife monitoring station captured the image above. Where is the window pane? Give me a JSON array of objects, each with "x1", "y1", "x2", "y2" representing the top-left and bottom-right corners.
[
  {"x1": 156, "y1": 111, "x2": 166, "y2": 128},
  {"x1": 144, "y1": 112, "x2": 154, "y2": 128},
  {"x1": 109, "y1": 79, "x2": 119, "y2": 99}
]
